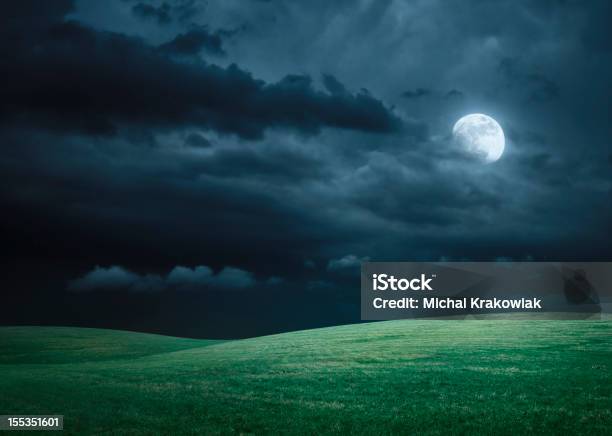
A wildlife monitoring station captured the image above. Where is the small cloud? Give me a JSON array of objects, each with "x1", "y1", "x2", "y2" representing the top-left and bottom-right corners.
[
  {"x1": 401, "y1": 88, "x2": 431, "y2": 99},
  {"x1": 166, "y1": 265, "x2": 214, "y2": 289},
  {"x1": 167, "y1": 265, "x2": 256, "y2": 290},
  {"x1": 68, "y1": 266, "x2": 163, "y2": 293},
  {"x1": 69, "y1": 264, "x2": 260, "y2": 293},
  {"x1": 327, "y1": 254, "x2": 370, "y2": 271},
  {"x1": 214, "y1": 267, "x2": 256, "y2": 288},
  {"x1": 158, "y1": 28, "x2": 226, "y2": 57},
  {"x1": 444, "y1": 89, "x2": 464, "y2": 99}
]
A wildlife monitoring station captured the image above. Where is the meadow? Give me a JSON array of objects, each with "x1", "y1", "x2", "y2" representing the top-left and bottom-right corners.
[{"x1": 1, "y1": 320, "x2": 610, "y2": 434}]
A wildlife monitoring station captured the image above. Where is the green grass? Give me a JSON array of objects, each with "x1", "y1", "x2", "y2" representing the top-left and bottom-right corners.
[{"x1": 0, "y1": 321, "x2": 610, "y2": 435}]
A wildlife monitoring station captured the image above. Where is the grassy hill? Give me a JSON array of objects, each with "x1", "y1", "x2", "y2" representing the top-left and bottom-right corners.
[{"x1": 1, "y1": 321, "x2": 611, "y2": 434}]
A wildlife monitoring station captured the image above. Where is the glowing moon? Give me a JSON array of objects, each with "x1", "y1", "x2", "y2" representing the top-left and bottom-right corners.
[{"x1": 452, "y1": 113, "x2": 505, "y2": 163}]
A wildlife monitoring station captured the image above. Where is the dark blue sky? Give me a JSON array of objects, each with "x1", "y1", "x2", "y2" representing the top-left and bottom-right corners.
[{"x1": 1, "y1": 0, "x2": 611, "y2": 337}]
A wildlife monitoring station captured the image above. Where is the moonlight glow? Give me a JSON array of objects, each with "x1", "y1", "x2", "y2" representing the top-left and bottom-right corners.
[{"x1": 452, "y1": 114, "x2": 505, "y2": 163}]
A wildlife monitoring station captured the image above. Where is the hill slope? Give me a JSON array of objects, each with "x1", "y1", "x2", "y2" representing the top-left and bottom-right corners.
[
  {"x1": 1, "y1": 321, "x2": 611, "y2": 434},
  {"x1": 0, "y1": 326, "x2": 221, "y2": 365}
]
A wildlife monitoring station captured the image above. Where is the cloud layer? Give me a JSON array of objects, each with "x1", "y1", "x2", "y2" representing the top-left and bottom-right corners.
[{"x1": 69, "y1": 265, "x2": 258, "y2": 292}]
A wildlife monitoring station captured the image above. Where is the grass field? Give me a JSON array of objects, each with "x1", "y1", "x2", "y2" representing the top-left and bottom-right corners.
[{"x1": 1, "y1": 321, "x2": 611, "y2": 435}]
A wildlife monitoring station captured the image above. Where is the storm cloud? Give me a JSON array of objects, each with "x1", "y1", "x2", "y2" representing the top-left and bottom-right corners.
[{"x1": 1, "y1": 5, "x2": 403, "y2": 139}]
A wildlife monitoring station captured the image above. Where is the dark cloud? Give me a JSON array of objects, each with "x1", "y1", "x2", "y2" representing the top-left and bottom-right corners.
[
  {"x1": 158, "y1": 27, "x2": 226, "y2": 56},
  {"x1": 131, "y1": 2, "x2": 172, "y2": 25},
  {"x1": 172, "y1": 0, "x2": 202, "y2": 23},
  {"x1": 322, "y1": 74, "x2": 349, "y2": 96},
  {"x1": 1, "y1": 10, "x2": 403, "y2": 140},
  {"x1": 129, "y1": 0, "x2": 203, "y2": 25}
]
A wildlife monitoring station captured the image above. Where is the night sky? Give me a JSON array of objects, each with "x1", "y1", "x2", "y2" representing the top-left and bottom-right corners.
[{"x1": 1, "y1": 0, "x2": 611, "y2": 338}]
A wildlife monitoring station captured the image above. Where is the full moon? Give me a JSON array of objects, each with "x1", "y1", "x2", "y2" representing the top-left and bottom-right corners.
[{"x1": 452, "y1": 113, "x2": 505, "y2": 163}]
